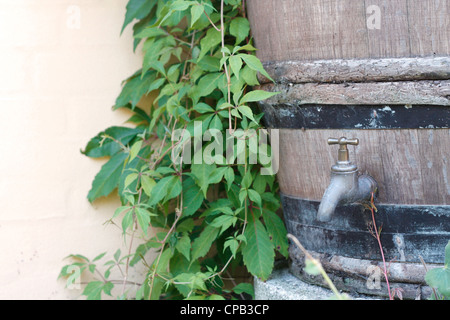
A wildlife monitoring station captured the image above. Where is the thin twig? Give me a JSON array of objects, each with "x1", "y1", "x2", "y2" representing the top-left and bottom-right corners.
[{"x1": 287, "y1": 233, "x2": 346, "y2": 300}]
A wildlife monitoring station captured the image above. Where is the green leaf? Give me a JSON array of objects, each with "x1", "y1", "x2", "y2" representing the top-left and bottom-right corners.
[
  {"x1": 240, "y1": 90, "x2": 279, "y2": 105},
  {"x1": 425, "y1": 241, "x2": 450, "y2": 297},
  {"x1": 211, "y1": 214, "x2": 237, "y2": 234},
  {"x1": 199, "y1": 28, "x2": 221, "y2": 60},
  {"x1": 229, "y1": 55, "x2": 243, "y2": 79},
  {"x1": 124, "y1": 173, "x2": 138, "y2": 190},
  {"x1": 141, "y1": 175, "x2": 156, "y2": 197},
  {"x1": 242, "y1": 218, "x2": 275, "y2": 281},
  {"x1": 182, "y1": 177, "x2": 204, "y2": 217},
  {"x1": 238, "y1": 105, "x2": 256, "y2": 122},
  {"x1": 176, "y1": 233, "x2": 191, "y2": 260},
  {"x1": 121, "y1": 0, "x2": 157, "y2": 34},
  {"x1": 426, "y1": 267, "x2": 450, "y2": 297},
  {"x1": 148, "y1": 176, "x2": 181, "y2": 206},
  {"x1": 241, "y1": 170, "x2": 253, "y2": 189},
  {"x1": 240, "y1": 65, "x2": 259, "y2": 86},
  {"x1": 224, "y1": 238, "x2": 239, "y2": 258},
  {"x1": 87, "y1": 152, "x2": 128, "y2": 203},
  {"x1": 93, "y1": 252, "x2": 107, "y2": 262},
  {"x1": 135, "y1": 207, "x2": 155, "y2": 236},
  {"x1": 247, "y1": 189, "x2": 262, "y2": 207},
  {"x1": 115, "y1": 71, "x2": 156, "y2": 109},
  {"x1": 239, "y1": 54, "x2": 274, "y2": 82},
  {"x1": 171, "y1": 0, "x2": 195, "y2": 11},
  {"x1": 129, "y1": 140, "x2": 143, "y2": 163},
  {"x1": 190, "y1": 163, "x2": 216, "y2": 197},
  {"x1": 122, "y1": 209, "x2": 134, "y2": 234},
  {"x1": 82, "y1": 281, "x2": 114, "y2": 300},
  {"x1": 197, "y1": 56, "x2": 221, "y2": 72},
  {"x1": 230, "y1": 17, "x2": 250, "y2": 44},
  {"x1": 262, "y1": 209, "x2": 289, "y2": 258},
  {"x1": 191, "y1": 72, "x2": 222, "y2": 101},
  {"x1": 224, "y1": 167, "x2": 235, "y2": 190},
  {"x1": 82, "y1": 126, "x2": 142, "y2": 158},
  {"x1": 191, "y1": 225, "x2": 220, "y2": 261},
  {"x1": 232, "y1": 283, "x2": 255, "y2": 299},
  {"x1": 190, "y1": 3, "x2": 204, "y2": 27},
  {"x1": 445, "y1": 240, "x2": 450, "y2": 266},
  {"x1": 194, "y1": 102, "x2": 214, "y2": 114}
]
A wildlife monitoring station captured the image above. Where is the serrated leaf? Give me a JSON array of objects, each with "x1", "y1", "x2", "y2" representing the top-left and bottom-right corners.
[
  {"x1": 199, "y1": 28, "x2": 221, "y2": 60},
  {"x1": 82, "y1": 126, "x2": 143, "y2": 158},
  {"x1": 229, "y1": 55, "x2": 243, "y2": 79},
  {"x1": 425, "y1": 241, "x2": 450, "y2": 297},
  {"x1": 82, "y1": 281, "x2": 113, "y2": 300},
  {"x1": 121, "y1": 0, "x2": 157, "y2": 34},
  {"x1": 93, "y1": 252, "x2": 107, "y2": 262},
  {"x1": 240, "y1": 90, "x2": 279, "y2": 105},
  {"x1": 238, "y1": 105, "x2": 256, "y2": 123},
  {"x1": 182, "y1": 177, "x2": 204, "y2": 217},
  {"x1": 141, "y1": 175, "x2": 156, "y2": 197},
  {"x1": 247, "y1": 189, "x2": 262, "y2": 207},
  {"x1": 230, "y1": 17, "x2": 250, "y2": 44},
  {"x1": 239, "y1": 54, "x2": 274, "y2": 82},
  {"x1": 232, "y1": 283, "x2": 255, "y2": 299},
  {"x1": 148, "y1": 176, "x2": 179, "y2": 206},
  {"x1": 242, "y1": 218, "x2": 275, "y2": 281},
  {"x1": 176, "y1": 233, "x2": 191, "y2": 260},
  {"x1": 190, "y1": 72, "x2": 222, "y2": 101},
  {"x1": 211, "y1": 215, "x2": 237, "y2": 234},
  {"x1": 224, "y1": 167, "x2": 235, "y2": 190},
  {"x1": 191, "y1": 225, "x2": 219, "y2": 261},
  {"x1": 190, "y1": 3, "x2": 204, "y2": 27},
  {"x1": 87, "y1": 152, "x2": 128, "y2": 203},
  {"x1": 190, "y1": 163, "x2": 216, "y2": 197},
  {"x1": 136, "y1": 207, "x2": 156, "y2": 236},
  {"x1": 224, "y1": 238, "x2": 239, "y2": 258},
  {"x1": 197, "y1": 56, "x2": 221, "y2": 72},
  {"x1": 194, "y1": 102, "x2": 214, "y2": 114},
  {"x1": 240, "y1": 65, "x2": 259, "y2": 86},
  {"x1": 262, "y1": 209, "x2": 288, "y2": 257},
  {"x1": 122, "y1": 209, "x2": 134, "y2": 234},
  {"x1": 115, "y1": 71, "x2": 156, "y2": 109},
  {"x1": 124, "y1": 173, "x2": 139, "y2": 189}
]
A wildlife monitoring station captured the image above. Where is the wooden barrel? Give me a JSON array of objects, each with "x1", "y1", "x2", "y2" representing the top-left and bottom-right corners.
[{"x1": 247, "y1": 0, "x2": 450, "y2": 299}]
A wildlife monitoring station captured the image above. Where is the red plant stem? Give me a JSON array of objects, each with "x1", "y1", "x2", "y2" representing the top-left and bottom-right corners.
[{"x1": 370, "y1": 193, "x2": 392, "y2": 300}]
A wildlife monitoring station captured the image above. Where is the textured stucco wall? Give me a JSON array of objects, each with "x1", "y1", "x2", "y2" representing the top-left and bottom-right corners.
[{"x1": 0, "y1": 0, "x2": 148, "y2": 299}]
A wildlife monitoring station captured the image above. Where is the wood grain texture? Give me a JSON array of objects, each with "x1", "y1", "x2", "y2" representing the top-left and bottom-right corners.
[
  {"x1": 246, "y1": 0, "x2": 450, "y2": 62},
  {"x1": 259, "y1": 80, "x2": 450, "y2": 106},
  {"x1": 276, "y1": 129, "x2": 450, "y2": 205},
  {"x1": 258, "y1": 57, "x2": 450, "y2": 84}
]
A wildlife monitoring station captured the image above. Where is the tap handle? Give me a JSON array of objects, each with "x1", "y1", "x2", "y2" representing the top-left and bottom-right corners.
[
  {"x1": 327, "y1": 137, "x2": 359, "y2": 162},
  {"x1": 328, "y1": 137, "x2": 359, "y2": 146}
]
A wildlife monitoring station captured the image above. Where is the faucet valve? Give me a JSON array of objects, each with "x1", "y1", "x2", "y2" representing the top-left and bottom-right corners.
[
  {"x1": 328, "y1": 137, "x2": 359, "y2": 172},
  {"x1": 317, "y1": 136, "x2": 378, "y2": 222}
]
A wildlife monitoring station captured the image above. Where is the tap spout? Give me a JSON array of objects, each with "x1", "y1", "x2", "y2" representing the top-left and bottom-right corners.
[
  {"x1": 317, "y1": 172, "x2": 377, "y2": 222},
  {"x1": 317, "y1": 137, "x2": 378, "y2": 222}
]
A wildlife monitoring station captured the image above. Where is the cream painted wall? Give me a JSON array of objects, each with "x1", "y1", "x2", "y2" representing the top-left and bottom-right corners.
[{"x1": 0, "y1": 0, "x2": 150, "y2": 299}]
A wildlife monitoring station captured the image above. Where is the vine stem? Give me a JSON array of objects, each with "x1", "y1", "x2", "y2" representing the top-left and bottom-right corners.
[
  {"x1": 369, "y1": 192, "x2": 393, "y2": 300},
  {"x1": 219, "y1": 0, "x2": 233, "y2": 134}
]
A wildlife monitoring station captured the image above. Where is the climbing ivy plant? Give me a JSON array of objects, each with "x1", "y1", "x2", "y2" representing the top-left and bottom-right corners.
[{"x1": 59, "y1": 0, "x2": 287, "y2": 300}]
